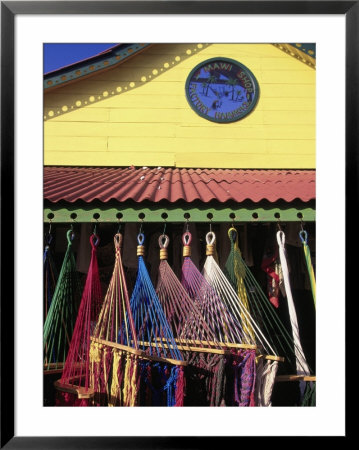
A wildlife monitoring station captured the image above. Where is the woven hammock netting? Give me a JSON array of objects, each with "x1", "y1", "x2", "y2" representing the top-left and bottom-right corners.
[
  {"x1": 180, "y1": 230, "x2": 263, "y2": 406},
  {"x1": 224, "y1": 227, "x2": 315, "y2": 406},
  {"x1": 55, "y1": 234, "x2": 103, "y2": 406},
  {"x1": 45, "y1": 222, "x2": 315, "y2": 407},
  {"x1": 90, "y1": 233, "x2": 139, "y2": 406},
  {"x1": 43, "y1": 230, "x2": 58, "y2": 322},
  {"x1": 44, "y1": 229, "x2": 82, "y2": 371},
  {"x1": 127, "y1": 233, "x2": 185, "y2": 407},
  {"x1": 156, "y1": 233, "x2": 232, "y2": 406}
]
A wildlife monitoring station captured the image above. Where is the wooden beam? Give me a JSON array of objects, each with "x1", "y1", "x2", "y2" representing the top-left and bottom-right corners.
[
  {"x1": 53, "y1": 380, "x2": 95, "y2": 399},
  {"x1": 92, "y1": 337, "x2": 187, "y2": 367},
  {"x1": 276, "y1": 374, "x2": 316, "y2": 382},
  {"x1": 168, "y1": 338, "x2": 257, "y2": 350}
]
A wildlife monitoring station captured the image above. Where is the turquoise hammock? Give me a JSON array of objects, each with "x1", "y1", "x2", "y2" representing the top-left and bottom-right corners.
[{"x1": 127, "y1": 232, "x2": 186, "y2": 406}]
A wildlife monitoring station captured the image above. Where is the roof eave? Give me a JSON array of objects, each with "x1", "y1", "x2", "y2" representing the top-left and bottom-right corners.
[{"x1": 44, "y1": 43, "x2": 152, "y2": 92}]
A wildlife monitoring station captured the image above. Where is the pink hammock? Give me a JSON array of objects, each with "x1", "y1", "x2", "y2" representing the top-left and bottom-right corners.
[
  {"x1": 156, "y1": 233, "x2": 220, "y2": 345},
  {"x1": 156, "y1": 233, "x2": 228, "y2": 406},
  {"x1": 54, "y1": 233, "x2": 103, "y2": 406}
]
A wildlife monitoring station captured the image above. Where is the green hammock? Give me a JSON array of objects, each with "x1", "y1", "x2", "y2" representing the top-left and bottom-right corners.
[
  {"x1": 43, "y1": 230, "x2": 58, "y2": 322},
  {"x1": 43, "y1": 229, "x2": 82, "y2": 371},
  {"x1": 224, "y1": 227, "x2": 315, "y2": 406}
]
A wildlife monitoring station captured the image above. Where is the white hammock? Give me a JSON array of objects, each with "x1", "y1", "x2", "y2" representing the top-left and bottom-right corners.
[
  {"x1": 202, "y1": 231, "x2": 277, "y2": 354},
  {"x1": 276, "y1": 230, "x2": 311, "y2": 396}
]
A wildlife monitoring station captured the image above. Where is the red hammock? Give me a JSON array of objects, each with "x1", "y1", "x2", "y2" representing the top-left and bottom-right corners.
[{"x1": 55, "y1": 233, "x2": 103, "y2": 406}]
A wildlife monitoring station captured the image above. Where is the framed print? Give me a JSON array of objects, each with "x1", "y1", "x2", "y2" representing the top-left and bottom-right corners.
[{"x1": 1, "y1": 1, "x2": 354, "y2": 447}]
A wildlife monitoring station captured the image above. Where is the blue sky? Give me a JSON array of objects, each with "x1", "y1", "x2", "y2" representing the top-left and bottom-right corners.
[{"x1": 44, "y1": 43, "x2": 117, "y2": 74}]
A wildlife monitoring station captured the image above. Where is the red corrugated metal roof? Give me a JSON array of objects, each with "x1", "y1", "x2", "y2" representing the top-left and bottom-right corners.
[{"x1": 44, "y1": 167, "x2": 315, "y2": 204}]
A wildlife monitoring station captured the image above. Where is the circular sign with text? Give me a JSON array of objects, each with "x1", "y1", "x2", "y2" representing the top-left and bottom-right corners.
[{"x1": 185, "y1": 57, "x2": 259, "y2": 123}]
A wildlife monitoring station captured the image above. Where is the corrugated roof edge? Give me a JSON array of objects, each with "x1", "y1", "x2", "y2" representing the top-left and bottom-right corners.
[{"x1": 43, "y1": 166, "x2": 315, "y2": 204}]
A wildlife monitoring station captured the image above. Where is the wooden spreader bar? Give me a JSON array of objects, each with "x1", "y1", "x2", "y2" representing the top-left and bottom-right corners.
[
  {"x1": 138, "y1": 340, "x2": 232, "y2": 356},
  {"x1": 276, "y1": 374, "x2": 316, "y2": 382},
  {"x1": 160, "y1": 339, "x2": 285, "y2": 362},
  {"x1": 44, "y1": 362, "x2": 65, "y2": 375},
  {"x1": 91, "y1": 337, "x2": 187, "y2": 367},
  {"x1": 257, "y1": 354, "x2": 285, "y2": 362},
  {"x1": 159, "y1": 337, "x2": 257, "y2": 350},
  {"x1": 54, "y1": 380, "x2": 95, "y2": 399}
]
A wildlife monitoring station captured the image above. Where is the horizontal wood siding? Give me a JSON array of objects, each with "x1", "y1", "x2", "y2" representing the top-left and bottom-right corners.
[{"x1": 44, "y1": 43, "x2": 315, "y2": 168}]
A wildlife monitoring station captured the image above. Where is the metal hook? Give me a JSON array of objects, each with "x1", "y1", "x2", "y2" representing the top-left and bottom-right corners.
[
  {"x1": 117, "y1": 222, "x2": 122, "y2": 234},
  {"x1": 162, "y1": 221, "x2": 167, "y2": 236},
  {"x1": 277, "y1": 219, "x2": 282, "y2": 231},
  {"x1": 93, "y1": 223, "x2": 97, "y2": 236},
  {"x1": 209, "y1": 220, "x2": 212, "y2": 232},
  {"x1": 185, "y1": 218, "x2": 189, "y2": 232},
  {"x1": 139, "y1": 220, "x2": 143, "y2": 235},
  {"x1": 48, "y1": 220, "x2": 52, "y2": 236}
]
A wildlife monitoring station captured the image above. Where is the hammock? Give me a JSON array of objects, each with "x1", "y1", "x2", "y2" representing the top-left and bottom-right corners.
[
  {"x1": 224, "y1": 227, "x2": 296, "y2": 406},
  {"x1": 203, "y1": 231, "x2": 276, "y2": 354},
  {"x1": 156, "y1": 233, "x2": 231, "y2": 406},
  {"x1": 55, "y1": 233, "x2": 103, "y2": 406},
  {"x1": 202, "y1": 230, "x2": 283, "y2": 407},
  {"x1": 91, "y1": 232, "x2": 140, "y2": 406},
  {"x1": 276, "y1": 230, "x2": 315, "y2": 405},
  {"x1": 156, "y1": 234, "x2": 221, "y2": 345},
  {"x1": 128, "y1": 232, "x2": 186, "y2": 406},
  {"x1": 44, "y1": 228, "x2": 81, "y2": 373},
  {"x1": 181, "y1": 230, "x2": 256, "y2": 406},
  {"x1": 43, "y1": 228, "x2": 58, "y2": 321}
]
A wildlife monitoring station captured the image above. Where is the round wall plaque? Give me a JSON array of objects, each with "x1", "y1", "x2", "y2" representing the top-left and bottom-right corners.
[{"x1": 185, "y1": 57, "x2": 259, "y2": 123}]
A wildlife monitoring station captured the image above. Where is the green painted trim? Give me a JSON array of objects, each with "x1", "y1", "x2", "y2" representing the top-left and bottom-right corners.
[
  {"x1": 44, "y1": 204, "x2": 315, "y2": 223},
  {"x1": 44, "y1": 44, "x2": 150, "y2": 90}
]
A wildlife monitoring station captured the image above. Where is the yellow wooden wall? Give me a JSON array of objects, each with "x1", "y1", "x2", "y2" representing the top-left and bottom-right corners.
[{"x1": 44, "y1": 43, "x2": 315, "y2": 168}]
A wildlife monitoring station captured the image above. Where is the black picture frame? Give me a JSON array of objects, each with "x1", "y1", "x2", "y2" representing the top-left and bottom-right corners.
[{"x1": 1, "y1": 1, "x2": 353, "y2": 447}]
